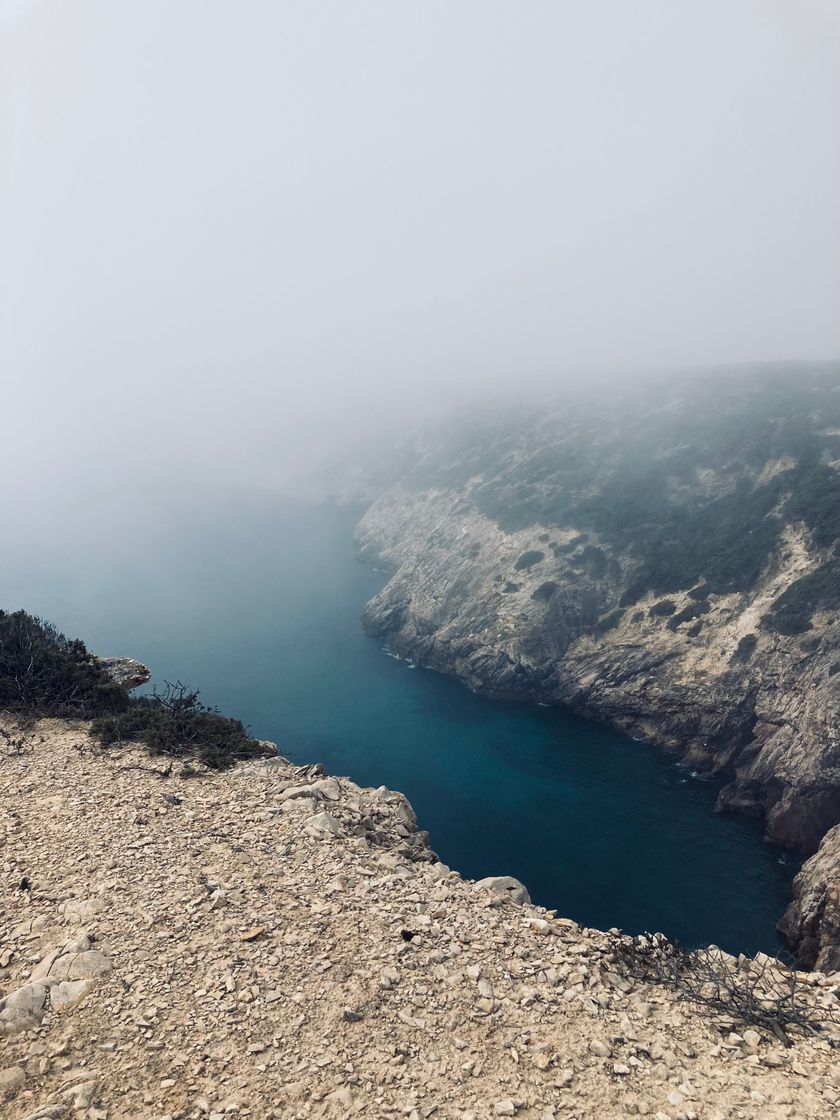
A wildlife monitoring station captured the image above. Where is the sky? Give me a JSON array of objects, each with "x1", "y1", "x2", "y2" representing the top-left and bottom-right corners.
[{"x1": 2, "y1": 0, "x2": 840, "y2": 510}]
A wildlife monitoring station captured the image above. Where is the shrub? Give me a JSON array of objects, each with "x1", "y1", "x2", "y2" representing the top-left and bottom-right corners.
[
  {"x1": 593, "y1": 608, "x2": 624, "y2": 635},
  {"x1": 90, "y1": 682, "x2": 275, "y2": 770},
  {"x1": 0, "y1": 610, "x2": 128, "y2": 717},
  {"x1": 667, "y1": 601, "x2": 711, "y2": 631},
  {"x1": 579, "y1": 544, "x2": 609, "y2": 577},
  {"x1": 649, "y1": 599, "x2": 677, "y2": 618},
  {"x1": 514, "y1": 550, "x2": 545, "y2": 571},
  {"x1": 531, "y1": 581, "x2": 559, "y2": 602},
  {"x1": 763, "y1": 559, "x2": 840, "y2": 636},
  {"x1": 610, "y1": 932, "x2": 838, "y2": 1047},
  {"x1": 731, "y1": 634, "x2": 758, "y2": 663}
]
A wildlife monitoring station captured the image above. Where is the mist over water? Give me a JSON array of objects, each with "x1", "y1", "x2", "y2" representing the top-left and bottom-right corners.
[{"x1": 0, "y1": 498, "x2": 797, "y2": 954}]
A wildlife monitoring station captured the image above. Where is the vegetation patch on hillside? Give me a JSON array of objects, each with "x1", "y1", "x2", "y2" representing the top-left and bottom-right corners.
[
  {"x1": 0, "y1": 610, "x2": 128, "y2": 717},
  {"x1": 763, "y1": 559, "x2": 840, "y2": 635},
  {"x1": 443, "y1": 372, "x2": 840, "y2": 603},
  {"x1": 1, "y1": 610, "x2": 273, "y2": 769},
  {"x1": 514, "y1": 549, "x2": 545, "y2": 571},
  {"x1": 91, "y1": 682, "x2": 274, "y2": 770}
]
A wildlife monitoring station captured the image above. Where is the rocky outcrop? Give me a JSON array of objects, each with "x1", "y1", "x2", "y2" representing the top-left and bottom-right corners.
[
  {"x1": 2, "y1": 718, "x2": 839, "y2": 1119},
  {"x1": 96, "y1": 656, "x2": 150, "y2": 690},
  {"x1": 358, "y1": 489, "x2": 840, "y2": 851},
  {"x1": 780, "y1": 826, "x2": 840, "y2": 972},
  {"x1": 355, "y1": 371, "x2": 840, "y2": 964},
  {"x1": 0, "y1": 930, "x2": 111, "y2": 1036}
]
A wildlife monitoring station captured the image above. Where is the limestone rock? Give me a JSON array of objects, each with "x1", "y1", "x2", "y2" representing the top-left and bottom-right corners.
[
  {"x1": 475, "y1": 875, "x2": 532, "y2": 905},
  {"x1": 0, "y1": 1065, "x2": 26, "y2": 1100},
  {"x1": 50, "y1": 979, "x2": 99, "y2": 1012},
  {"x1": 305, "y1": 811, "x2": 344, "y2": 838},
  {"x1": 97, "y1": 655, "x2": 151, "y2": 689},
  {"x1": 0, "y1": 982, "x2": 50, "y2": 1036}
]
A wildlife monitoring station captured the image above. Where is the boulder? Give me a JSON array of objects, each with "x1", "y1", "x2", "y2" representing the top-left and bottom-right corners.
[
  {"x1": 97, "y1": 656, "x2": 151, "y2": 690},
  {"x1": 474, "y1": 875, "x2": 531, "y2": 905}
]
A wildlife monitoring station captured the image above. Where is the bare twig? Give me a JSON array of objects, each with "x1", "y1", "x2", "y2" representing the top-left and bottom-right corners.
[{"x1": 610, "y1": 932, "x2": 840, "y2": 1047}]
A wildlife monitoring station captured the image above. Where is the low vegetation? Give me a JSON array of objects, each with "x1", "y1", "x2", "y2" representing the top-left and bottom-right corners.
[
  {"x1": 514, "y1": 549, "x2": 544, "y2": 571},
  {"x1": 648, "y1": 599, "x2": 677, "y2": 618},
  {"x1": 611, "y1": 932, "x2": 839, "y2": 1047},
  {"x1": 763, "y1": 559, "x2": 840, "y2": 635},
  {"x1": 531, "y1": 580, "x2": 559, "y2": 602},
  {"x1": 0, "y1": 610, "x2": 128, "y2": 717},
  {"x1": 90, "y1": 682, "x2": 274, "y2": 770},
  {"x1": 1, "y1": 610, "x2": 273, "y2": 769},
  {"x1": 426, "y1": 371, "x2": 840, "y2": 604},
  {"x1": 731, "y1": 634, "x2": 758, "y2": 663}
]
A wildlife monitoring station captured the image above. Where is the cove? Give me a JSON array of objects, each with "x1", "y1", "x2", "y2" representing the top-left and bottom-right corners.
[{"x1": 1, "y1": 496, "x2": 798, "y2": 954}]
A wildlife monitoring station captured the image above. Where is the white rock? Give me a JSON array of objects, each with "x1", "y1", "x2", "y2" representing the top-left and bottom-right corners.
[
  {"x1": 0, "y1": 982, "x2": 49, "y2": 1036},
  {"x1": 0, "y1": 1065, "x2": 26, "y2": 1099},
  {"x1": 475, "y1": 876, "x2": 531, "y2": 905},
  {"x1": 51, "y1": 978, "x2": 98, "y2": 1011},
  {"x1": 305, "y1": 812, "x2": 344, "y2": 838}
]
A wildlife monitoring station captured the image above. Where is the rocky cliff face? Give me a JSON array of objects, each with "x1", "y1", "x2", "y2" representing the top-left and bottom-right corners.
[
  {"x1": 356, "y1": 367, "x2": 840, "y2": 964},
  {"x1": 96, "y1": 657, "x2": 151, "y2": 691},
  {"x1": 780, "y1": 828, "x2": 840, "y2": 974}
]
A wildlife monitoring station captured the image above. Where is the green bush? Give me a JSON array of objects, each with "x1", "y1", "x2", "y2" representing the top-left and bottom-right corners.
[
  {"x1": 667, "y1": 601, "x2": 711, "y2": 631},
  {"x1": 763, "y1": 559, "x2": 840, "y2": 636},
  {"x1": 731, "y1": 633, "x2": 758, "y2": 663},
  {"x1": 648, "y1": 599, "x2": 677, "y2": 618},
  {"x1": 0, "y1": 610, "x2": 128, "y2": 717},
  {"x1": 531, "y1": 581, "x2": 559, "y2": 602},
  {"x1": 465, "y1": 371, "x2": 840, "y2": 601},
  {"x1": 593, "y1": 608, "x2": 625, "y2": 635},
  {"x1": 514, "y1": 550, "x2": 544, "y2": 571},
  {"x1": 90, "y1": 682, "x2": 274, "y2": 770},
  {"x1": 687, "y1": 583, "x2": 711, "y2": 601}
]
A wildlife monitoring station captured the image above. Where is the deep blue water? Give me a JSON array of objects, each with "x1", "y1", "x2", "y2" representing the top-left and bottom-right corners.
[{"x1": 1, "y1": 496, "x2": 798, "y2": 953}]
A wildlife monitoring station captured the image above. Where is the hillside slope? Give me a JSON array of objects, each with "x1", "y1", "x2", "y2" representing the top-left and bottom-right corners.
[
  {"x1": 357, "y1": 367, "x2": 840, "y2": 963},
  {"x1": 2, "y1": 720, "x2": 840, "y2": 1120}
]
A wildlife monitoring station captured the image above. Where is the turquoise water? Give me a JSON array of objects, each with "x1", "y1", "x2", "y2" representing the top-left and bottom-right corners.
[{"x1": 1, "y1": 497, "x2": 797, "y2": 953}]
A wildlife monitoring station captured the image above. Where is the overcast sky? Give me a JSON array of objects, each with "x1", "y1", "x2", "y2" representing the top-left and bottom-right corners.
[{"x1": 2, "y1": 0, "x2": 839, "y2": 502}]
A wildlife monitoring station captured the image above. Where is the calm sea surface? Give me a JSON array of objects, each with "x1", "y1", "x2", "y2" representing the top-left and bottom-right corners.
[{"x1": 2, "y1": 498, "x2": 798, "y2": 953}]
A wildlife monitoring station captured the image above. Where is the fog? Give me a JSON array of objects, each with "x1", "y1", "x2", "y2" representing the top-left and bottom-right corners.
[{"x1": 2, "y1": 0, "x2": 840, "y2": 519}]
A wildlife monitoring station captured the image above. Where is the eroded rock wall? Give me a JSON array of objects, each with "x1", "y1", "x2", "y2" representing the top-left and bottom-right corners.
[{"x1": 357, "y1": 485, "x2": 840, "y2": 964}]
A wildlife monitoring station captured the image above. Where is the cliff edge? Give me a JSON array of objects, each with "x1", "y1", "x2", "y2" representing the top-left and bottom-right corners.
[{"x1": 2, "y1": 720, "x2": 839, "y2": 1120}]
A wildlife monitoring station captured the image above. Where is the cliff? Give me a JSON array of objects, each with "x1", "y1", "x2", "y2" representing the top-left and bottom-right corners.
[
  {"x1": 2, "y1": 719, "x2": 839, "y2": 1120},
  {"x1": 779, "y1": 828, "x2": 840, "y2": 974},
  {"x1": 356, "y1": 367, "x2": 840, "y2": 964}
]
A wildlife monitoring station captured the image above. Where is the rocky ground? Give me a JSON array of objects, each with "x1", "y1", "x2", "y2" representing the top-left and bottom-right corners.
[{"x1": 2, "y1": 720, "x2": 840, "y2": 1120}]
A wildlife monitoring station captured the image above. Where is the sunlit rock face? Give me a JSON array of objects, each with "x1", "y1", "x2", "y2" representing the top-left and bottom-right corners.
[
  {"x1": 97, "y1": 656, "x2": 151, "y2": 690},
  {"x1": 356, "y1": 366, "x2": 840, "y2": 962}
]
